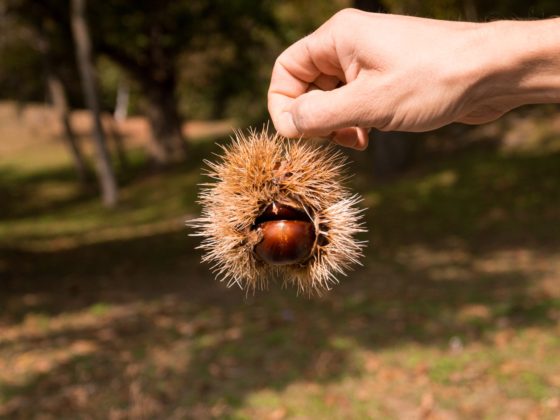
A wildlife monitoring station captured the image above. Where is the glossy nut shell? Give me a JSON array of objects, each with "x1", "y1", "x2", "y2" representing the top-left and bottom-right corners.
[{"x1": 254, "y1": 220, "x2": 316, "y2": 265}]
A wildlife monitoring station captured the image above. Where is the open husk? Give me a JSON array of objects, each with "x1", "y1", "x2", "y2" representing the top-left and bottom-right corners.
[{"x1": 189, "y1": 128, "x2": 366, "y2": 294}]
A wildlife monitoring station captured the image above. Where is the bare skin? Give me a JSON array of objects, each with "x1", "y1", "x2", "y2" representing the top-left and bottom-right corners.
[{"x1": 268, "y1": 9, "x2": 560, "y2": 150}]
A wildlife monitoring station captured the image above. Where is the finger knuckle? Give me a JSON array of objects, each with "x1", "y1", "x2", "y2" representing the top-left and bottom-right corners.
[
  {"x1": 324, "y1": 8, "x2": 359, "y2": 31},
  {"x1": 332, "y1": 8, "x2": 359, "y2": 22}
]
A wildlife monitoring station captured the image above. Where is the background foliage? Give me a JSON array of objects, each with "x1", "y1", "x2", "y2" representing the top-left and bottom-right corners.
[{"x1": 1, "y1": 0, "x2": 560, "y2": 418}]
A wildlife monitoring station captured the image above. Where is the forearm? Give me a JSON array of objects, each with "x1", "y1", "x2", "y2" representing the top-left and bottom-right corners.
[{"x1": 478, "y1": 18, "x2": 560, "y2": 107}]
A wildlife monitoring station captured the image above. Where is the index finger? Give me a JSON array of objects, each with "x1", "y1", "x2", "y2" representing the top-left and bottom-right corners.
[
  {"x1": 268, "y1": 35, "x2": 344, "y2": 138},
  {"x1": 268, "y1": 37, "x2": 320, "y2": 137}
]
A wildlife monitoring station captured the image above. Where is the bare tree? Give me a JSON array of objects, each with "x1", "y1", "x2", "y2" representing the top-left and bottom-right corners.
[
  {"x1": 70, "y1": 0, "x2": 118, "y2": 207},
  {"x1": 46, "y1": 72, "x2": 89, "y2": 183},
  {"x1": 462, "y1": 0, "x2": 479, "y2": 21},
  {"x1": 104, "y1": 114, "x2": 128, "y2": 170},
  {"x1": 34, "y1": 24, "x2": 89, "y2": 184},
  {"x1": 110, "y1": 79, "x2": 130, "y2": 169},
  {"x1": 113, "y1": 79, "x2": 129, "y2": 122}
]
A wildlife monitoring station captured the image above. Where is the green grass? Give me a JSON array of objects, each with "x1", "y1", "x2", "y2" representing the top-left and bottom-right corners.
[
  {"x1": 88, "y1": 302, "x2": 112, "y2": 317},
  {"x1": 2, "y1": 106, "x2": 560, "y2": 418}
]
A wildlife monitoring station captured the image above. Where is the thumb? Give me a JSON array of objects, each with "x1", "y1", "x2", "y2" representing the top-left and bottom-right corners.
[{"x1": 290, "y1": 81, "x2": 376, "y2": 136}]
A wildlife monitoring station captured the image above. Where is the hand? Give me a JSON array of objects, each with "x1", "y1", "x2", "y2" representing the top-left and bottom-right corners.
[{"x1": 268, "y1": 9, "x2": 560, "y2": 150}]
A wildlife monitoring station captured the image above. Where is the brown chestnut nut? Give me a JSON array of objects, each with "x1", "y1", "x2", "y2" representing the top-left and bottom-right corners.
[{"x1": 254, "y1": 220, "x2": 316, "y2": 265}]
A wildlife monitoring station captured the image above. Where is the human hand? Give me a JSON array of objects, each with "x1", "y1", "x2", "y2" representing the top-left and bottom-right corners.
[{"x1": 268, "y1": 9, "x2": 560, "y2": 150}]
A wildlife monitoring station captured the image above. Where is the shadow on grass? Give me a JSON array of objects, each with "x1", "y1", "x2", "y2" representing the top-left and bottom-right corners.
[
  {"x1": 1, "y1": 228, "x2": 559, "y2": 417},
  {"x1": 1, "y1": 136, "x2": 560, "y2": 416},
  {"x1": 361, "y1": 146, "x2": 560, "y2": 251},
  {"x1": 0, "y1": 137, "x2": 229, "y2": 222}
]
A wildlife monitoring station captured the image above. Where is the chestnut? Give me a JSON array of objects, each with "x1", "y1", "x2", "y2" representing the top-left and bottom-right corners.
[
  {"x1": 255, "y1": 220, "x2": 316, "y2": 265},
  {"x1": 253, "y1": 203, "x2": 316, "y2": 265}
]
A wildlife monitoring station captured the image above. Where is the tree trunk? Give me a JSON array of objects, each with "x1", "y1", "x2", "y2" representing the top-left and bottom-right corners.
[
  {"x1": 95, "y1": 32, "x2": 187, "y2": 165},
  {"x1": 462, "y1": 0, "x2": 479, "y2": 21},
  {"x1": 110, "y1": 80, "x2": 129, "y2": 169},
  {"x1": 104, "y1": 114, "x2": 128, "y2": 170},
  {"x1": 37, "y1": 25, "x2": 89, "y2": 184},
  {"x1": 46, "y1": 74, "x2": 89, "y2": 183},
  {"x1": 370, "y1": 131, "x2": 417, "y2": 177},
  {"x1": 70, "y1": 0, "x2": 118, "y2": 207},
  {"x1": 113, "y1": 79, "x2": 129, "y2": 122},
  {"x1": 142, "y1": 78, "x2": 186, "y2": 165}
]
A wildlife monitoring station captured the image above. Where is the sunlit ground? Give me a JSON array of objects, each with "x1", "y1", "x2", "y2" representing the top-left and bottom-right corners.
[{"x1": 1, "y1": 102, "x2": 560, "y2": 418}]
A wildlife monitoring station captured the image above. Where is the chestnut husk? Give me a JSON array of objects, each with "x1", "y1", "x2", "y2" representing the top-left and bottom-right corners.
[{"x1": 189, "y1": 129, "x2": 366, "y2": 294}]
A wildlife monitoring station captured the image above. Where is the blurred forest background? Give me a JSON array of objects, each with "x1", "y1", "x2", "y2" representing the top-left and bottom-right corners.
[{"x1": 2, "y1": 0, "x2": 560, "y2": 418}]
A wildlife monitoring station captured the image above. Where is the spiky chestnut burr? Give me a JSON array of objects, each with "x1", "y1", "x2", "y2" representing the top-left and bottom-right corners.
[{"x1": 189, "y1": 128, "x2": 366, "y2": 295}]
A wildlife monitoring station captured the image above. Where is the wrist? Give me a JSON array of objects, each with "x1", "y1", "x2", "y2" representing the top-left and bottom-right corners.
[{"x1": 476, "y1": 19, "x2": 560, "y2": 106}]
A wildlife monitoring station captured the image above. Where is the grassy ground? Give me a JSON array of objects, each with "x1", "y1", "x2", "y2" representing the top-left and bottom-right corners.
[{"x1": 1, "y1": 103, "x2": 560, "y2": 419}]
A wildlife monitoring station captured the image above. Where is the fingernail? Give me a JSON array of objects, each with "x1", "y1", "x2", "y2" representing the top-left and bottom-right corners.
[{"x1": 281, "y1": 111, "x2": 300, "y2": 138}]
